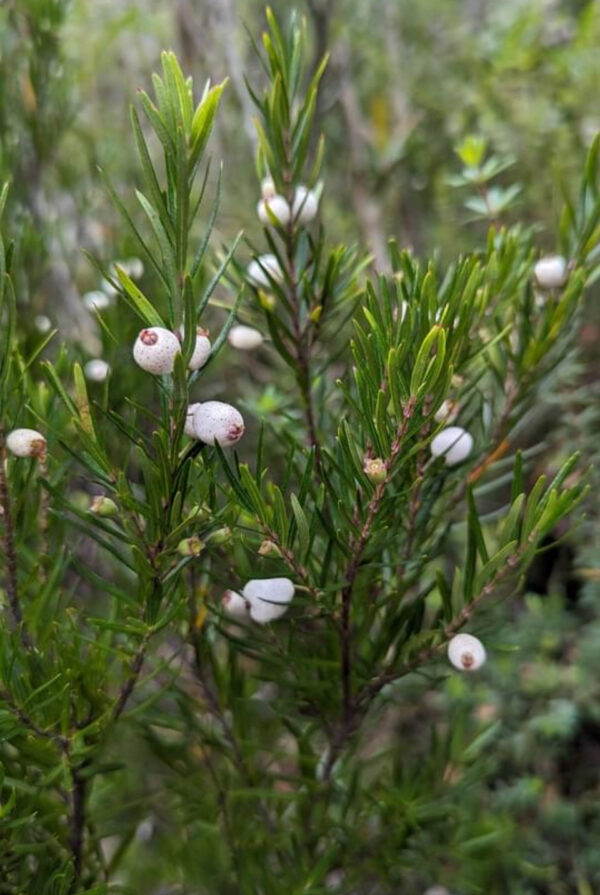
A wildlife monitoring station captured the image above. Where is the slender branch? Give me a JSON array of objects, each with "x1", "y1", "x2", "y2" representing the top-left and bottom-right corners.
[
  {"x1": 0, "y1": 688, "x2": 68, "y2": 750},
  {"x1": 357, "y1": 547, "x2": 523, "y2": 710},
  {"x1": 111, "y1": 633, "x2": 150, "y2": 722},
  {"x1": 339, "y1": 396, "x2": 417, "y2": 723},
  {"x1": 68, "y1": 762, "x2": 89, "y2": 890},
  {"x1": 0, "y1": 427, "x2": 33, "y2": 651}
]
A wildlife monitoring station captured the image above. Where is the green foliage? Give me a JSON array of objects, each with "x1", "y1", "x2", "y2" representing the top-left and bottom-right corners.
[{"x1": 0, "y1": 6, "x2": 599, "y2": 895}]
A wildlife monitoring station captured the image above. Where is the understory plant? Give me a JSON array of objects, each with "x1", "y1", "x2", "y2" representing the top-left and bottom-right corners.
[{"x1": 1, "y1": 9, "x2": 600, "y2": 895}]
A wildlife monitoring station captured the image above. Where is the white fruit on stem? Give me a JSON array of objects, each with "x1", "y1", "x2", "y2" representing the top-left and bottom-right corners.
[
  {"x1": 430, "y1": 426, "x2": 473, "y2": 467},
  {"x1": 257, "y1": 194, "x2": 291, "y2": 226},
  {"x1": 533, "y1": 254, "x2": 568, "y2": 289},
  {"x1": 447, "y1": 633, "x2": 486, "y2": 671},
  {"x1": 178, "y1": 327, "x2": 211, "y2": 371},
  {"x1": 84, "y1": 359, "x2": 111, "y2": 382},
  {"x1": 228, "y1": 325, "x2": 264, "y2": 350},
  {"x1": 185, "y1": 403, "x2": 201, "y2": 438},
  {"x1": 292, "y1": 185, "x2": 319, "y2": 224},
  {"x1": 242, "y1": 577, "x2": 295, "y2": 624},
  {"x1": 34, "y1": 315, "x2": 52, "y2": 334},
  {"x1": 247, "y1": 254, "x2": 284, "y2": 289},
  {"x1": 222, "y1": 590, "x2": 250, "y2": 619},
  {"x1": 6, "y1": 428, "x2": 47, "y2": 459},
  {"x1": 192, "y1": 401, "x2": 245, "y2": 447},
  {"x1": 133, "y1": 327, "x2": 181, "y2": 375},
  {"x1": 83, "y1": 290, "x2": 111, "y2": 312}
]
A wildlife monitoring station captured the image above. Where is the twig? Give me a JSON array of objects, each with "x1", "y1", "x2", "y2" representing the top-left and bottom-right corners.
[
  {"x1": 0, "y1": 427, "x2": 33, "y2": 651},
  {"x1": 68, "y1": 762, "x2": 89, "y2": 890},
  {"x1": 111, "y1": 633, "x2": 150, "y2": 722},
  {"x1": 0, "y1": 688, "x2": 68, "y2": 750},
  {"x1": 338, "y1": 396, "x2": 417, "y2": 724}
]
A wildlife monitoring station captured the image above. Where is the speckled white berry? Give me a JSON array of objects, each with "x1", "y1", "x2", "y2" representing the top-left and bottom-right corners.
[
  {"x1": 247, "y1": 254, "x2": 284, "y2": 289},
  {"x1": 133, "y1": 327, "x2": 181, "y2": 375},
  {"x1": 6, "y1": 428, "x2": 47, "y2": 459},
  {"x1": 222, "y1": 590, "x2": 250, "y2": 619},
  {"x1": 534, "y1": 254, "x2": 568, "y2": 289},
  {"x1": 227, "y1": 325, "x2": 264, "y2": 350},
  {"x1": 447, "y1": 633, "x2": 486, "y2": 671},
  {"x1": 257, "y1": 194, "x2": 291, "y2": 226},
  {"x1": 184, "y1": 403, "x2": 201, "y2": 438},
  {"x1": 178, "y1": 327, "x2": 211, "y2": 371},
  {"x1": 292, "y1": 185, "x2": 319, "y2": 223},
  {"x1": 243, "y1": 577, "x2": 295, "y2": 624},
  {"x1": 192, "y1": 401, "x2": 245, "y2": 447},
  {"x1": 430, "y1": 426, "x2": 473, "y2": 467},
  {"x1": 84, "y1": 359, "x2": 111, "y2": 383}
]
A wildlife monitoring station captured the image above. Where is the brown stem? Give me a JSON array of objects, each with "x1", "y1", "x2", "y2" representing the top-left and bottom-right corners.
[
  {"x1": 69, "y1": 763, "x2": 88, "y2": 889},
  {"x1": 111, "y1": 634, "x2": 149, "y2": 721},
  {"x1": 0, "y1": 427, "x2": 33, "y2": 651},
  {"x1": 338, "y1": 396, "x2": 417, "y2": 724},
  {"x1": 0, "y1": 688, "x2": 68, "y2": 750}
]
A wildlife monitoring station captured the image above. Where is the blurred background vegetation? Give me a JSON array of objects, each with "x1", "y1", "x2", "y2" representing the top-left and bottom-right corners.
[{"x1": 1, "y1": 0, "x2": 600, "y2": 892}]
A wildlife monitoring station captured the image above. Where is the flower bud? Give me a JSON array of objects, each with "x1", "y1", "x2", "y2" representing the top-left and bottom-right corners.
[
  {"x1": 363, "y1": 457, "x2": 387, "y2": 484},
  {"x1": 247, "y1": 254, "x2": 284, "y2": 290},
  {"x1": 447, "y1": 633, "x2": 486, "y2": 672},
  {"x1": 260, "y1": 177, "x2": 276, "y2": 200},
  {"x1": 83, "y1": 290, "x2": 112, "y2": 312},
  {"x1": 188, "y1": 504, "x2": 211, "y2": 524},
  {"x1": 222, "y1": 589, "x2": 250, "y2": 619},
  {"x1": 434, "y1": 399, "x2": 458, "y2": 424},
  {"x1": 533, "y1": 254, "x2": 568, "y2": 289},
  {"x1": 206, "y1": 526, "x2": 232, "y2": 546},
  {"x1": 6, "y1": 428, "x2": 47, "y2": 459},
  {"x1": 242, "y1": 577, "x2": 295, "y2": 624},
  {"x1": 177, "y1": 537, "x2": 205, "y2": 557},
  {"x1": 430, "y1": 426, "x2": 473, "y2": 467},
  {"x1": 257, "y1": 194, "x2": 291, "y2": 226},
  {"x1": 292, "y1": 185, "x2": 319, "y2": 224},
  {"x1": 258, "y1": 291, "x2": 276, "y2": 311},
  {"x1": 192, "y1": 401, "x2": 245, "y2": 448},
  {"x1": 228, "y1": 325, "x2": 264, "y2": 351},
  {"x1": 84, "y1": 359, "x2": 111, "y2": 383},
  {"x1": 258, "y1": 539, "x2": 281, "y2": 557},
  {"x1": 90, "y1": 495, "x2": 118, "y2": 517},
  {"x1": 133, "y1": 327, "x2": 181, "y2": 375},
  {"x1": 178, "y1": 326, "x2": 211, "y2": 371}
]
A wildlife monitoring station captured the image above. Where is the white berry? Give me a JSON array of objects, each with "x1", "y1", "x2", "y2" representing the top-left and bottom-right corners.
[
  {"x1": 83, "y1": 290, "x2": 111, "y2": 312},
  {"x1": 534, "y1": 254, "x2": 568, "y2": 289},
  {"x1": 34, "y1": 315, "x2": 52, "y2": 334},
  {"x1": 185, "y1": 403, "x2": 201, "y2": 438},
  {"x1": 222, "y1": 590, "x2": 250, "y2": 619},
  {"x1": 178, "y1": 327, "x2": 211, "y2": 371},
  {"x1": 133, "y1": 327, "x2": 181, "y2": 375},
  {"x1": 447, "y1": 633, "x2": 486, "y2": 672},
  {"x1": 192, "y1": 401, "x2": 245, "y2": 448},
  {"x1": 242, "y1": 577, "x2": 295, "y2": 624},
  {"x1": 228, "y1": 325, "x2": 264, "y2": 351},
  {"x1": 247, "y1": 254, "x2": 284, "y2": 289},
  {"x1": 257, "y1": 194, "x2": 291, "y2": 226},
  {"x1": 84, "y1": 359, "x2": 111, "y2": 383},
  {"x1": 6, "y1": 428, "x2": 47, "y2": 459},
  {"x1": 292, "y1": 185, "x2": 319, "y2": 224},
  {"x1": 114, "y1": 257, "x2": 144, "y2": 280},
  {"x1": 430, "y1": 426, "x2": 473, "y2": 467}
]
